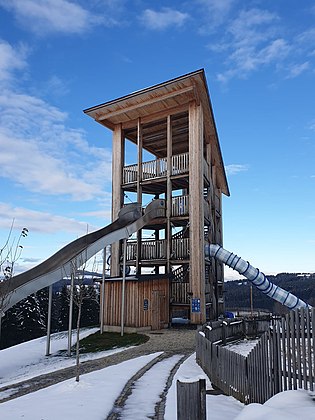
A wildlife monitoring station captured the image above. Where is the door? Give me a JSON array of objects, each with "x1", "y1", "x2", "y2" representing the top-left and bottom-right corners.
[{"x1": 151, "y1": 290, "x2": 166, "y2": 330}]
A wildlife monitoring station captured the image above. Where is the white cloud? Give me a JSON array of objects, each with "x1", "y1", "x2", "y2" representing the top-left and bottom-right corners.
[
  {"x1": 0, "y1": 0, "x2": 104, "y2": 35},
  {"x1": 286, "y1": 61, "x2": 310, "y2": 79},
  {"x1": 225, "y1": 164, "x2": 249, "y2": 176},
  {"x1": 0, "y1": 40, "x2": 112, "y2": 202},
  {"x1": 229, "y1": 8, "x2": 279, "y2": 44},
  {"x1": 296, "y1": 28, "x2": 315, "y2": 45},
  {"x1": 0, "y1": 202, "x2": 91, "y2": 234},
  {"x1": 211, "y1": 8, "x2": 295, "y2": 82},
  {"x1": 209, "y1": 7, "x2": 315, "y2": 83},
  {"x1": 43, "y1": 75, "x2": 70, "y2": 97},
  {"x1": 0, "y1": 88, "x2": 113, "y2": 201},
  {"x1": 197, "y1": 0, "x2": 235, "y2": 30},
  {"x1": 140, "y1": 8, "x2": 189, "y2": 30},
  {"x1": 81, "y1": 209, "x2": 112, "y2": 220},
  {"x1": 226, "y1": 38, "x2": 290, "y2": 73},
  {"x1": 0, "y1": 129, "x2": 101, "y2": 200},
  {"x1": 0, "y1": 39, "x2": 28, "y2": 82}
]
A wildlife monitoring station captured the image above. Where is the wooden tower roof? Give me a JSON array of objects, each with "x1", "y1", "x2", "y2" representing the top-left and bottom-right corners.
[{"x1": 84, "y1": 69, "x2": 229, "y2": 196}]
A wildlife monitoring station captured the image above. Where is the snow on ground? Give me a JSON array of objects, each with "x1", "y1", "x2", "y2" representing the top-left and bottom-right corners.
[
  {"x1": 0, "y1": 333, "x2": 314, "y2": 419},
  {"x1": 235, "y1": 389, "x2": 315, "y2": 419},
  {"x1": 0, "y1": 353, "x2": 162, "y2": 420},
  {"x1": 0, "y1": 328, "x2": 127, "y2": 388},
  {"x1": 164, "y1": 353, "x2": 244, "y2": 420},
  {"x1": 122, "y1": 354, "x2": 183, "y2": 419},
  {"x1": 224, "y1": 338, "x2": 259, "y2": 356}
]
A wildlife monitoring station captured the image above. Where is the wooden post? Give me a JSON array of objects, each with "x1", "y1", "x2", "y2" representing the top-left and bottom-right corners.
[
  {"x1": 121, "y1": 238, "x2": 127, "y2": 336},
  {"x1": 111, "y1": 124, "x2": 124, "y2": 277},
  {"x1": 250, "y1": 285, "x2": 253, "y2": 317},
  {"x1": 67, "y1": 271, "x2": 74, "y2": 356},
  {"x1": 45, "y1": 284, "x2": 53, "y2": 356},
  {"x1": 136, "y1": 118, "x2": 142, "y2": 275},
  {"x1": 166, "y1": 114, "x2": 172, "y2": 324},
  {"x1": 166, "y1": 114, "x2": 172, "y2": 277},
  {"x1": 177, "y1": 379, "x2": 206, "y2": 420},
  {"x1": 189, "y1": 101, "x2": 206, "y2": 324},
  {"x1": 100, "y1": 247, "x2": 106, "y2": 334}
]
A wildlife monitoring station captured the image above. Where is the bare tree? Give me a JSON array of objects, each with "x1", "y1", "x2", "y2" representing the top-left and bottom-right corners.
[
  {"x1": 69, "y1": 256, "x2": 99, "y2": 382},
  {"x1": 0, "y1": 221, "x2": 29, "y2": 340},
  {"x1": 0, "y1": 221, "x2": 29, "y2": 310}
]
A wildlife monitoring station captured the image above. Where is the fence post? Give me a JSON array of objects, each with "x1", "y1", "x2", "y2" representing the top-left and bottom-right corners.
[
  {"x1": 222, "y1": 322, "x2": 227, "y2": 345},
  {"x1": 177, "y1": 379, "x2": 206, "y2": 420}
]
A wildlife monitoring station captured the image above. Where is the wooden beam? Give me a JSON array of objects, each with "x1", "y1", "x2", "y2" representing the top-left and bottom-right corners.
[
  {"x1": 121, "y1": 103, "x2": 189, "y2": 130},
  {"x1": 136, "y1": 118, "x2": 143, "y2": 274},
  {"x1": 137, "y1": 117, "x2": 143, "y2": 202},
  {"x1": 166, "y1": 115, "x2": 172, "y2": 276},
  {"x1": 188, "y1": 101, "x2": 206, "y2": 324},
  {"x1": 111, "y1": 124, "x2": 124, "y2": 277},
  {"x1": 96, "y1": 86, "x2": 193, "y2": 122}
]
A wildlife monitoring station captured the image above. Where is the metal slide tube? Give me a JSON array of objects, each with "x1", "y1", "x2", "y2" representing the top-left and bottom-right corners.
[
  {"x1": 1, "y1": 200, "x2": 166, "y2": 313},
  {"x1": 206, "y1": 244, "x2": 311, "y2": 310}
]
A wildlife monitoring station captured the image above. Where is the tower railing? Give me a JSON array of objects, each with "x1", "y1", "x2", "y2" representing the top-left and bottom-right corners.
[
  {"x1": 171, "y1": 152, "x2": 189, "y2": 175},
  {"x1": 172, "y1": 195, "x2": 189, "y2": 216},
  {"x1": 123, "y1": 152, "x2": 210, "y2": 184},
  {"x1": 125, "y1": 237, "x2": 190, "y2": 262}
]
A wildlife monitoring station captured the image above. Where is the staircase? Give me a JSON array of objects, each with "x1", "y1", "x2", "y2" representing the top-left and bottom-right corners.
[{"x1": 171, "y1": 264, "x2": 190, "y2": 305}]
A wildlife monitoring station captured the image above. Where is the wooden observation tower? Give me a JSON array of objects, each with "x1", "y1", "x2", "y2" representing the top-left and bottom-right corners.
[{"x1": 84, "y1": 69, "x2": 229, "y2": 330}]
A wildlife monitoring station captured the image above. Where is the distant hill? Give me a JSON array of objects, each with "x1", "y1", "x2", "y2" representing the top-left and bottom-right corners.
[{"x1": 224, "y1": 273, "x2": 315, "y2": 314}]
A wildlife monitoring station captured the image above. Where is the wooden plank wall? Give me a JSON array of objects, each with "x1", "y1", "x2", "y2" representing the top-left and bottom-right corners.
[
  {"x1": 102, "y1": 279, "x2": 169, "y2": 329},
  {"x1": 196, "y1": 309, "x2": 315, "y2": 405}
]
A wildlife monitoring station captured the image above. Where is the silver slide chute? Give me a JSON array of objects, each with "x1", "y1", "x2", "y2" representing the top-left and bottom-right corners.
[
  {"x1": 0, "y1": 200, "x2": 166, "y2": 313},
  {"x1": 206, "y1": 244, "x2": 311, "y2": 310}
]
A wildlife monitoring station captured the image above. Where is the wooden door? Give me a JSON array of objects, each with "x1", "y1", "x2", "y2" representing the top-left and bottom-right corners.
[{"x1": 152, "y1": 290, "x2": 166, "y2": 330}]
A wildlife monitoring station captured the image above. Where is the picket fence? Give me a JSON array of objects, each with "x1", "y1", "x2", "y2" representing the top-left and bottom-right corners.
[{"x1": 196, "y1": 308, "x2": 315, "y2": 404}]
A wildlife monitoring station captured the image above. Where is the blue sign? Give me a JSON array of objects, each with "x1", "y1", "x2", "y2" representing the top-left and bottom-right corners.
[
  {"x1": 143, "y1": 299, "x2": 149, "y2": 311},
  {"x1": 191, "y1": 298, "x2": 201, "y2": 313}
]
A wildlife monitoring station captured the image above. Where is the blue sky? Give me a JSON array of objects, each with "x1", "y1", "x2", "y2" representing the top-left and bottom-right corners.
[{"x1": 0, "y1": 0, "x2": 314, "y2": 279}]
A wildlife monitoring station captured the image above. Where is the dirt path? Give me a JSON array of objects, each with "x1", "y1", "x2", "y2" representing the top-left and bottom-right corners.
[
  {"x1": 106, "y1": 351, "x2": 192, "y2": 420},
  {"x1": 0, "y1": 329, "x2": 196, "y2": 405}
]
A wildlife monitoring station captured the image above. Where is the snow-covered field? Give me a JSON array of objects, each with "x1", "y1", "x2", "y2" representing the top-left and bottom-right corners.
[
  {"x1": 0, "y1": 330, "x2": 314, "y2": 419},
  {"x1": 0, "y1": 328, "x2": 125, "y2": 388}
]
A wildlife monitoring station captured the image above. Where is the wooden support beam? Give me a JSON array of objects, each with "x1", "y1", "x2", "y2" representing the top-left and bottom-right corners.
[
  {"x1": 188, "y1": 101, "x2": 206, "y2": 324},
  {"x1": 166, "y1": 115, "x2": 172, "y2": 276},
  {"x1": 121, "y1": 103, "x2": 189, "y2": 130},
  {"x1": 136, "y1": 118, "x2": 143, "y2": 274},
  {"x1": 111, "y1": 124, "x2": 124, "y2": 277}
]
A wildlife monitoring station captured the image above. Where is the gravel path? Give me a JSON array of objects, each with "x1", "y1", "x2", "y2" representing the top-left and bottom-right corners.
[{"x1": 0, "y1": 328, "x2": 196, "y2": 405}]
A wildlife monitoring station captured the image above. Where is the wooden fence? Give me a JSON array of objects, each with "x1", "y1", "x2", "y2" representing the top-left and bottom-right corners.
[{"x1": 196, "y1": 308, "x2": 315, "y2": 404}]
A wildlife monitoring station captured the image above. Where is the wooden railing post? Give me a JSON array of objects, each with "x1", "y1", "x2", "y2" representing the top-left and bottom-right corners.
[{"x1": 177, "y1": 379, "x2": 206, "y2": 420}]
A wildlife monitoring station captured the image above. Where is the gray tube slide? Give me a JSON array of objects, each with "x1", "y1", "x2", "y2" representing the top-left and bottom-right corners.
[{"x1": 206, "y1": 244, "x2": 311, "y2": 310}]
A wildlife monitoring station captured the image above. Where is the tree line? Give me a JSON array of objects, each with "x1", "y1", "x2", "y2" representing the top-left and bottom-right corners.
[
  {"x1": 0, "y1": 283, "x2": 100, "y2": 349},
  {"x1": 224, "y1": 272, "x2": 315, "y2": 314}
]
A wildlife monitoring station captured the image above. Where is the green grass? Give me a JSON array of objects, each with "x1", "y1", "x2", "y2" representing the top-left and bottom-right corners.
[{"x1": 78, "y1": 331, "x2": 149, "y2": 354}]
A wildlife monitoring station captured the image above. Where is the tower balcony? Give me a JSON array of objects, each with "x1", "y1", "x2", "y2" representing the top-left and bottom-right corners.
[
  {"x1": 126, "y1": 237, "x2": 190, "y2": 263},
  {"x1": 122, "y1": 152, "x2": 210, "y2": 186}
]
